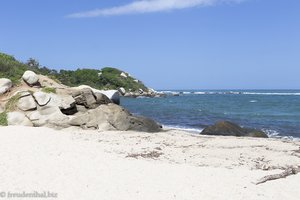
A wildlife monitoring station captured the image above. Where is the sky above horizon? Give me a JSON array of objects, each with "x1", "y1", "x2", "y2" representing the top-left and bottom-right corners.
[{"x1": 0, "y1": 0, "x2": 300, "y2": 90}]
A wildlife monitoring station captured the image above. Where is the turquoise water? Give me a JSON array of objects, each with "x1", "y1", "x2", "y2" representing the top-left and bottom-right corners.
[{"x1": 121, "y1": 90, "x2": 300, "y2": 139}]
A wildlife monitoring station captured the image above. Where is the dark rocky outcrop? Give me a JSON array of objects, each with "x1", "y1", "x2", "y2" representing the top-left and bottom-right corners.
[
  {"x1": 68, "y1": 103, "x2": 162, "y2": 132},
  {"x1": 72, "y1": 88, "x2": 97, "y2": 109},
  {"x1": 95, "y1": 104, "x2": 162, "y2": 132},
  {"x1": 94, "y1": 92, "x2": 112, "y2": 104},
  {"x1": 201, "y1": 121, "x2": 268, "y2": 138},
  {"x1": 128, "y1": 116, "x2": 162, "y2": 133}
]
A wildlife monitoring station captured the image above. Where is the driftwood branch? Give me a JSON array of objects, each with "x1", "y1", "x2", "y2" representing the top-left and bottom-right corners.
[{"x1": 255, "y1": 166, "x2": 300, "y2": 185}]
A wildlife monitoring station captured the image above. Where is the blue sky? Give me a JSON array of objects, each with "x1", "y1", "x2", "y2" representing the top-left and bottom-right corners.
[{"x1": 0, "y1": 0, "x2": 299, "y2": 89}]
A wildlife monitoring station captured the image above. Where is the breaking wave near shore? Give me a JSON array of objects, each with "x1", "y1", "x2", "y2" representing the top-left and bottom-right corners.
[{"x1": 121, "y1": 90, "x2": 300, "y2": 140}]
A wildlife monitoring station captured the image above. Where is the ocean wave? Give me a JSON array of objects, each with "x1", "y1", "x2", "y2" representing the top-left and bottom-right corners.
[
  {"x1": 243, "y1": 92, "x2": 300, "y2": 96},
  {"x1": 249, "y1": 100, "x2": 258, "y2": 103},
  {"x1": 163, "y1": 125, "x2": 203, "y2": 133},
  {"x1": 164, "y1": 126, "x2": 300, "y2": 141},
  {"x1": 160, "y1": 91, "x2": 300, "y2": 96},
  {"x1": 263, "y1": 129, "x2": 300, "y2": 141},
  {"x1": 160, "y1": 91, "x2": 174, "y2": 93},
  {"x1": 263, "y1": 129, "x2": 280, "y2": 137},
  {"x1": 193, "y1": 92, "x2": 206, "y2": 94}
]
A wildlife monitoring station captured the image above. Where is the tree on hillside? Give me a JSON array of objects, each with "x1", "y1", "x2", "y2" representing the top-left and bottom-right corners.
[{"x1": 26, "y1": 58, "x2": 40, "y2": 71}]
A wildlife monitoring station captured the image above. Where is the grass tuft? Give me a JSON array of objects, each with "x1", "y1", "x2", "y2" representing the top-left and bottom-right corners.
[
  {"x1": 0, "y1": 112, "x2": 8, "y2": 126},
  {"x1": 5, "y1": 93, "x2": 21, "y2": 112},
  {"x1": 41, "y1": 87, "x2": 56, "y2": 94}
]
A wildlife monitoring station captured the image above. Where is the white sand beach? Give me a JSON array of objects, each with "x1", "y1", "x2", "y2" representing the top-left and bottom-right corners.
[{"x1": 0, "y1": 126, "x2": 300, "y2": 200}]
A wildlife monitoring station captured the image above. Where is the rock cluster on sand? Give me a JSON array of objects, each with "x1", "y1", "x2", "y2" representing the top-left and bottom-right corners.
[
  {"x1": 2, "y1": 71, "x2": 162, "y2": 133},
  {"x1": 201, "y1": 121, "x2": 268, "y2": 138}
]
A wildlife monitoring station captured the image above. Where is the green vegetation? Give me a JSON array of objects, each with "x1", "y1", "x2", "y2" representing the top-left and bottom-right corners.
[
  {"x1": 0, "y1": 112, "x2": 8, "y2": 126},
  {"x1": 0, "y1": 53, "x2": 28, "y2": 84},
  {"x1": 98, "y1": 67, "x2": 148, "y2": 91},
  {"x1": 56, "y1": 69, "x2": 102, "y2": 89},
  {"x1": 5, "y1": 93, "x2": 21, "y2": 112},
  {"x1": 53, "y1": 67, "x2": 148, "y2": 91},
  {"x1": 0, "y1": 52, "x2": 148, "y2": 92},
  {"x1": 42, "y1": 87, "x2": 57, "y2": 94}
]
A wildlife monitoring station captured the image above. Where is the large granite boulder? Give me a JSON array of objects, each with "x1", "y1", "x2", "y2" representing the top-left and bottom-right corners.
[
  {"x1": 71, "y1": 107, "x2": 115, "y2": 130},
  {"x1": 22, "y1": 70, "x2": 39, "y2": 86},
  {"x1": 47, "y1": 94, "x2": 77, "y2": 115},
  {"x1": 68, "y1": 103, "x2": 162, "y2": 132},
  {"x1": 33, "y1": 91, "x2": 51, "y2": 106},
  {"x1": 18, "y1": 91, "x2": 31, "y2": 98},
  {"x1": 201, "y1": 121, "x2": 268, "y2": 138},
  {"x1": 72, "y1": 88, "x2": 97, "y2": 109},
  {"x1": 0, "y1": 78, "x2": 12, "y2": 95},
  {"x1": 74, "y1": 85, "x2": 120, "y2": 105},
  {"x1": 100, "y1": 104, "x2": 162, "y2": 132},
  {"x1": 26, "y1": 105, "x2": 70, "y2": 128},
  {"x1": 98, "y1": 90, "x2": 120, "y2": 105},
  {"x1": 7, "y1": 112, "x2": 33, "y2": 126},
  {"x1": 18, "y1": 95, "x2": 37, "y2": 111},
  {"x1": 94, "y1": 92, "x2": 112, "y2": 105},
  {"x1": 128, "y1": 116, "x2": 163, "y2": 132},
  {"x1": 48, "y1": 94, "x2": 75, "y2": 109},
  {"x1": 99, "y1": 103, "x2": 131, "y2": 131},
  {"x1": 118, "y1": 87, "x2": 126, "y2": 96}
]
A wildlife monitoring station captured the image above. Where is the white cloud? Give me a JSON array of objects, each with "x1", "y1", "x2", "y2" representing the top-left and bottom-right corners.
[{"x1": 67, "y1": 0, "x2": 244, "y2": 18}]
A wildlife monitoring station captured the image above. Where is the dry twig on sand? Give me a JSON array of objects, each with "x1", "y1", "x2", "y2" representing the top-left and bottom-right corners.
[
  {"x1": 255, "y1": 166, "x2": 300, "y2": 185},
  {"x1": 126, "y1": 151, "x2": 163, "y2": 159}
]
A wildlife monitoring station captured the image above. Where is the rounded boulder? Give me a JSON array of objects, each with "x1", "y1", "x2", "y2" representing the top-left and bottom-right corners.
[
  {"x1": 22, "y1": 70, "x2": 39, "y2": 86},
  {"x1": 0, "y1": 78, "x2": 12, "y2": 95}
]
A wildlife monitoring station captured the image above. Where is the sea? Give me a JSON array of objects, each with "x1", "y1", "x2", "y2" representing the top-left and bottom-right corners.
[{"x1": 120, "y1": 90, "x2": 300, "y2": 140}]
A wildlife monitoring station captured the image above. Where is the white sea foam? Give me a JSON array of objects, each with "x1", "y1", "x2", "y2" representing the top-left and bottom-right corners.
[
  {"x1": 163, "y1": 125, "x2": 203, "y2": 133},
  {"x1": 243, "y1": 92, "x2": 300, "y2": 96},
  {"x1": 249, "y1": 100, "x2": 258, "y2": 103},
  {"x1": 263, "y1": 129, "x2": 300, "y2": 141},
  {"x1": 164, "y1": 126, "x2": 300, "y2": 141},
  {"x1": 160, "y1": 91, "x2": 300, "y2": 96},
  {"x1": 160, "y1": 91, "x2": 174, "y2": 94},
  {"x1": 263, "y1": 129, "x2": 280, "y2": 137}
]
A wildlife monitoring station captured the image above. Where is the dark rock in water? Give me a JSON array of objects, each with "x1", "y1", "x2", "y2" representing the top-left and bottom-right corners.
[
  {"x1": 201, "y1": 121, "x2": 245, "y2": 136},
  {"x1": 201, "y1": 121, "x2": 268, "y2": 138},
  {"x1": 245, "y1": 129, "x2": 268, "y2": 138}
]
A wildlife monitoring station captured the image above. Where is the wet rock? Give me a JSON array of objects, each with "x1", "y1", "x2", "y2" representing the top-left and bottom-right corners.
[{"x1": 201, "y1": 121, "x2": 268, "y2": 138}]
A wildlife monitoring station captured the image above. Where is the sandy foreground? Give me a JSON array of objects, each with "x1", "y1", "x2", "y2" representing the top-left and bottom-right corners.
[{"x1": 0, "y1": 126, "x2": 300, "y2": 200}]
